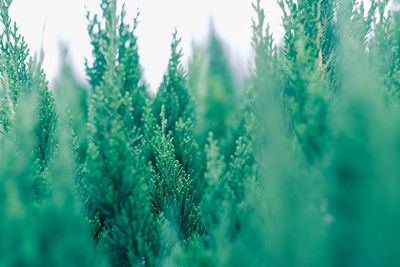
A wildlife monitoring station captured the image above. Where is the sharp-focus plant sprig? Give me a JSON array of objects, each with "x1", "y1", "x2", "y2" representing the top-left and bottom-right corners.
[{"x1": 147, "y1": 31, "x2": 204, "y2": 244}]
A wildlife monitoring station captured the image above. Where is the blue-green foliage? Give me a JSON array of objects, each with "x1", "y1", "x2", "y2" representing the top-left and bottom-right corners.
[
  {"x1": 2, "y1": 0, "x2": 400, "y2": 266},
  {"x1": 149, "y1": 107, "x2": 201, "y2": 242},
  {"x1": 84, "y1": 1, "x2": 158, "y2": 266},
  {"x1": 200, "y1": 133, "x2": 230, "y2": 229},
  {"x1": 188, "y1": 26, "x2": 238, "y2": 159},
  {"x1": 325, "y1": 1, "x2": 400, "y2": 265},
  {"x1": 0, "y1": 0, "x2": 56, "y2": 196},
  {"x1": 0, "y1": 92, "x2": 106, "y2": 267},
  {"x1": 54, "y1": 47, "x2": 89, "y2": 164},
  {"x1": 86, "y1": 0, "x2": 147, "y2": 133},
  {"x1": 279, "y1": 0, "x2": 331, "y2": 162},
  {"x1": 147, "y1": 31, "x2": 203, "y2": 244},
  {"x1": 0, "y1": 1, "x2": 102, "y2": 264},
  {"x1": 192, "y1": 27, "x2": 238, "y2": 156}
]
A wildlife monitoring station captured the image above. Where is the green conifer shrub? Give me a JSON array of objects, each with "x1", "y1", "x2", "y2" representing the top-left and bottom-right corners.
[
  {"x1": 326, "y1": 1, "x2": 400, "y2": 265},
  {"x1": 278, "y1": 0, "x2": 332, "y2": 162},
  {"x1": 2, "y1": 0, "x2": 400, "y2": 266},
  {"x1": 188, "y1": 27, "x2": 238, "y2": 158},
  {"x1": 84, "y1": 1, "x2": 158, "y2": 265},
  {"x1": 0, "y1": 0, "x2": 57, "y2": 195},
  {"x1": 200, "y1": 133, "x2": 230, "y2": 229},
  {"x1": 0, "y1": 38, "x2": 104, "y2": 267},
  {"x1": 146, "y1": 31, "x2": 203, "y2": 244},
  {"x1": 54, "y1": 47, "x2": 89, "y2": 164},
  {"x1": 0, "y1": 91, "x2": 106, "y2": 267},
  {"x1": 86, "y1": 0, "x2": 147, "y2": 133},
  {"x1": 148, "y1": 107, "x2": 201, "y2": 243},
  {"x1": 368, "y1": 0, "x2": 400, "y2": 98}
]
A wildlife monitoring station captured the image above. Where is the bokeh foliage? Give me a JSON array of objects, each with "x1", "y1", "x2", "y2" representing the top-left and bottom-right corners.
[{"x1": 1, "y1": 0, "x2": 400, "y2": 266}]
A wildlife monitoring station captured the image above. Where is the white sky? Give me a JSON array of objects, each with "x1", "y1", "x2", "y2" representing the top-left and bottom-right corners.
[{"x1": 8, "y1": 0, "x2": 284, "y2": 90}]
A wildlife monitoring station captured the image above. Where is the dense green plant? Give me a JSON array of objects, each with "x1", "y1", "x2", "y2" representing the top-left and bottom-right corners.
[
  {"x1": 146, "y1": 31, "x2": 203, "y2": 244},
  {"x1": 0, "y1": 91, "x2": 106, "y2": 267},
  {"x1": 278, "y1": 0, "x2": 332, "y2": 162},
  {"x1": 0, "y1": 0, "x2": 57, "y2": 194},
  {"x1": 368, "y1": 0, "x2": 400, "y2": 98},
  {"x1": 0, "y1": 2, "x2": 103, "y2": 264},
  {"x1": 325, "y1": 1, "x2": 400, "y2": 265},
  {"x1": 2, "y1": 0, "x2": 400, "y2": 266},
  {"x1": 54, "y1": 47, "x2": 89, "y2": 163},
  {"x1": 83, "y1": 1, "x2": 158, "y2": 266},
  {"x1": 188, "y1": 26, "x2": 238, "y2": 157},
  {"x1": 86, "y1": 0, "x2": 147, "y2": 133}
]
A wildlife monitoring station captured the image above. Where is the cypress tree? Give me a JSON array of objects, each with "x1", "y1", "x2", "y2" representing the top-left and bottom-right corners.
[
  {"x1": 53, "y1": 48, "x2": 90, "y2": 199},
  {"x1": 369, "y1": 0, "x2": 400, "y2": 98},
  {"x1": 165, "y1": 134, "x2": 231, "y2": 267},
  {"x1": 3, "y1": 0, "x2": 400, "y2": 265},
  {"x1": 0, "y1": 0, "x2": 56, "y2": 197},
  {"x1": 200, "y1": 133, "x2": 230, "y2": 229},
  {"x1": 147, "y1": 31, "x2": 203, "y2": 243},
  {"x1": 217, "y1": 3, "x2": 327, "y2": 266},
  {"x1": 220, "y1": 0, "x2": 272, "y2": 234},
  {"x1": 54, "y1": 47, "x2": 89, "y2": 164},
  {"x1": 189, "y1": 26, "x2": 238, "y2": 157},
  {"x1": 279, "y1": 0, "x2": 334, "y2": 162},
  {"x1": 0, "y1": 58, "x2": 103, "y2": 267},
  {"x1": 86, "y1": 0, "x2": 147, "y2": 134},
  {"x1": 205, "y1": 26, "x2": 237, "y2": 149},
  {"x1": 149, "y1": 107, "x2": 201, "y2": 242},
  {"x1": 84, "y1": 1, "x2": 158, "y2": 265},
  {"x1": 327, "y1": 1, "x2": 400, "y2": 265}
]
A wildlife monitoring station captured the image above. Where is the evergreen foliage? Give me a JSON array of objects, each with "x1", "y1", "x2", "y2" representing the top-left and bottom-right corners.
[
  {"x1": 148, "y1": 107, "x2": 201, "y2": 242},
  {"x1": 2, "y1": 0, "x2": 400, "y2": 266},
  {"x1": 54, "y1": 48, "x2": 89, "y2": 163},
  {"x1": 86, "y1": 0, "x2": 147, "y2": 133},
  {"x1": 0, "y1": 3, "x2": 102, "y2": 261},
  {"x1": 147, "y1": 31, "x2": 203, "y2": 244},
  {"x1": 279, "y1": 0, "x2": 331, "y2": 162},
  {"x1": 83, "y1": 1, "x2": 158, "y2": 266},
  {"x1": 200, "y1": 133, "x2": 230, "y2": 229},
  {"x1": 188, "y1": 26, "x2": 238, "y2": 158},
  {"x1": 0, "y1": 0, "x2": 56, "y2": 198},
  {"x1": 0, "y1": 92, "x2": 106, "y2": 267}
]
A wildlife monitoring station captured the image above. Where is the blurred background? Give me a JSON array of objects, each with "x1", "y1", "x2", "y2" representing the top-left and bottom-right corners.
[{"x1": 8, "y1": 0, "x2": 284, "y2": 91}]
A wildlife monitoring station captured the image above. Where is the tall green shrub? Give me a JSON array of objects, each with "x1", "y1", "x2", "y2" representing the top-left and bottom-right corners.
[
  {"x1": 147, "y1": 31, "x2": 203, "y2": 243},
  {"x1": 0, "y1": 1, "x2": 102, "y2": 263},
  {"x1": 84, "y1": 1, "x2": 158, "y2": 266},
  {"x1": 86, "y1": 0, "x2": 147, "y2": 133},
  {"x1": 54, "y1": 47, "x2": 89, "y2": 164},
  {"x1": 188, "y1": 26, "x2": 238, "y2": 158},
  {"x1": 326, "y1": 1, "x2": 400, "y2": 265},
  {"x1": 0, "y1": 0, "x2": 56, "y2": 194},
  {"x1": 0, "y1": 91, "x2": 106, "y2": 267},
  {"x1": 279, "y1": 0, "x2": 334, "y2": 162}
]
